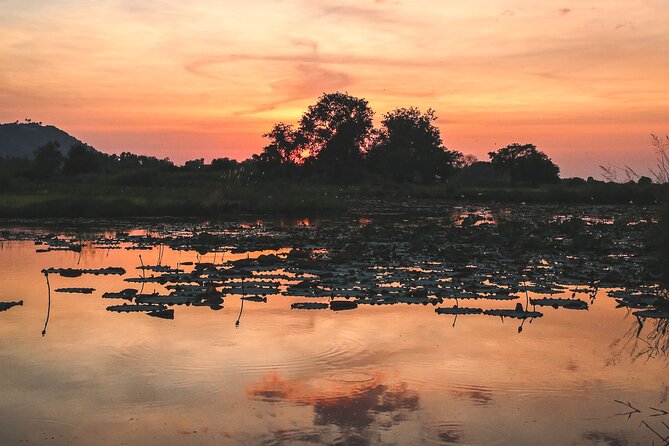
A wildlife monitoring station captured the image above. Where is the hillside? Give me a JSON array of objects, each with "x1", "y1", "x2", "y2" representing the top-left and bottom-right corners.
[{"x1": 0, "y1": 122, "x2": 86, "y2": 158}]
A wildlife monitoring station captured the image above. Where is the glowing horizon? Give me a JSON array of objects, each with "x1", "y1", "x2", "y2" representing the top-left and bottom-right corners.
[{"x1": 1, "y1": 0, "x2": 668, "y2": 178}]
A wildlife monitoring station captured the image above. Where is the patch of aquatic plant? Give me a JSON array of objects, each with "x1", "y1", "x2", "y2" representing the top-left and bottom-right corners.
[{"x1": 9, "y1": 204, "x2": 663, "y2": 337}]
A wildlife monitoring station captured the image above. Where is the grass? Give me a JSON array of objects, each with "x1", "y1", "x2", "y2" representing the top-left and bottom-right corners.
[
  {"x1": 0, "y1": 171, "x2": 667, "y2": 218},
  {"x1": 0, "y1": 177, "x2": 347, "y2": 218}
]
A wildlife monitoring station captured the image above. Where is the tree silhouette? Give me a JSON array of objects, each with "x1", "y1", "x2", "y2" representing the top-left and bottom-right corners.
[
  {"x1": 184, "y1": 158, "x2": 205, "y2": 170},
  {"x1": 210, "y1": 157, "x2": 239, "y2": 172},
  {"x1": 298, "y1": 92, "x2": 374, "y2": 177},
  {"x1": 32, "y1": 141, "x2": 64, "y2": 178},
  {"x1": 256, "y1": 123, "x2": 298, "y2": 176},
  {"x1": 367, "y1": 107, "x2": 463, "y2": 182},
  {"x1": 488, "y1": 143, "x2": 560, "y2": 184},
  {"x1": 63, "y1": 143, "x2": 103, "y2": 175},
  {"x1": 118, "y1": 152, "x2": 174, "y2": 170}
]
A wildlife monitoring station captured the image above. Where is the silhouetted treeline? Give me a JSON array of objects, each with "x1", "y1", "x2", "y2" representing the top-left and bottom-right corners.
[
  {"x1": 250, "y1": 93, "x2": 560, "y2": 184},
  {"x1": 0, "y1": 142, "x2": 247, "y2": 183},
  {"x1": 0, "y1": 92, "x2": 662, "y2": 189}
]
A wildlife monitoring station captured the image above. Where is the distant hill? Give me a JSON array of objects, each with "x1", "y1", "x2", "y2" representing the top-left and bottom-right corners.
[{"x1": 0, "y1": 122, "x2": 88, "y2": 158}]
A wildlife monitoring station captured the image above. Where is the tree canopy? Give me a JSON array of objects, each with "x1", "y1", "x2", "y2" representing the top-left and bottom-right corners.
[
  {"x1": 488, "y1": 143, "x2": 560, "y2": 184},
  {"x1": 256, "y1": 123, "x2": 298, "y2": 177},
  {"x1": 367, "y1": 107, "x2": 463, "y2": 182},
  {"x1": 298, "y1": 92, "x2": 374, "y2": 176}
]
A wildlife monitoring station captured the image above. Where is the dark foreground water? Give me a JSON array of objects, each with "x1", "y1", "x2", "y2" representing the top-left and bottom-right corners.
[{"x1": 0, "y1": 215, "x2": 667, "y2": 445}]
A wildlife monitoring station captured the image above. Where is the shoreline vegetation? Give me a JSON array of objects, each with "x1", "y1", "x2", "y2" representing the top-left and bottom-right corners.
[
  {"x1": 0, "y1": 180, "x2": 666, "y2": 219},
  {"x1": 1, "y1": 92, "x2": 668, "y2": 218}
]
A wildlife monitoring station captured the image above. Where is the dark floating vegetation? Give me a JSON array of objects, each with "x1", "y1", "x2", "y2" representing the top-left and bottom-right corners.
[
  {"x1": 41, "y1": 267, "x2": 126, "y2": 277},
  {"x1": 54, "y1": 287, "x2": 95, "y2": 294},
  {"x1": 329, "y1": 300, "x2": 358, "y2": 311},
  {"x1": 435, "y1": 306, "x2": 483, "y2": 315},
  {"x1": 529, "y1": 297, "x2": 589, "y2": 310},
  {"x1": 4, "y1": 203, "x2": 666, "y2": 338},
  {"x1": 0, "y1": 300, "x2": 23, "y2": 312},
  {"x1": 291, "y1": 302, "x2": 329, "y2": 310},
  {"x1": 101, "y1": 288, "x2": 137, "y2": 300},
  {"x1": 106, "y1": 303, "x2": 167, "y2": 313}
]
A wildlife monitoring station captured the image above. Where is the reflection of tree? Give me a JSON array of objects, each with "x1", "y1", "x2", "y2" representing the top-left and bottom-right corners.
[
  {"x1": 436, "y1": 425, "x2": 465, "y2": 443},
  {"x1": 608, "y1": 399, "x2": 669, "y2": 444},
  {"x1": 41, "y1": 272, "x2": 51, "y2": 337},
  {"x1": 639, "y1": 317, "x2": 669, "y2": 359},
  {"x1": 611, "y1": 318, "x2": 666, "y2": 362},
  {"x1": 247, "y1": 372, "x2": 421, "y2": 445},
  {"x1": 611, "y1": 291, "x2": 669, "y2": 362}
]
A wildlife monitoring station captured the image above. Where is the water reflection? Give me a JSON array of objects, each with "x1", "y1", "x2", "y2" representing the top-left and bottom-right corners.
[
  {"x1": 23, "y1": 234, "x2": 617, "y2": 335},
  {"x1": 248, "y1": 372, "x2": 421, "y2": 445},
  {"x1": 611, "y1": 288, "x2": 669, "y2": 362},
  {"x1": 451, "y1": 385, "x2": 494, "y2": 406},
  {"x1": 582, "y1": 431, "x2": 631, "y2": 446},
  {"x1": 0, "y1": 210, "x2": 668, "y2": 445},
  {"x1": 609, "y1": 398, "x2": 669, "y2": 445},
  {"x1": 41, "y1": 272, "x2": 50, "y2": 336}
]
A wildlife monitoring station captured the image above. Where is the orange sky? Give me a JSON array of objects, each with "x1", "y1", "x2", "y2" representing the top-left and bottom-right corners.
[{"x1": 1, "y1": 0, "x2": 668, "y2": 177}]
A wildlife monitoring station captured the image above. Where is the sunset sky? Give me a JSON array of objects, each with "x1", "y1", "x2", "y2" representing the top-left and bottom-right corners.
[{"x1": 1, "y1": 0, "x2": 668, "y2": 177}]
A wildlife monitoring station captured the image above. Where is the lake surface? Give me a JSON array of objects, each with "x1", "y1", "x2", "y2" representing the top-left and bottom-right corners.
[{"x1": 0, "y1": 211, "x2": 667, "y2": 445}]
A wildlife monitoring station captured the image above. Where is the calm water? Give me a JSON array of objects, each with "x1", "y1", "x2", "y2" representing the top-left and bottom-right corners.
[{"x1": 0, "y1": 228, "x2": 667, "y2": 445}]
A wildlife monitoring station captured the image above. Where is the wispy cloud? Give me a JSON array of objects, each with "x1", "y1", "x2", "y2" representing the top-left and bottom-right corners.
[{"x1": 237, "y1": 63, "x2": 352, "y2": 115}]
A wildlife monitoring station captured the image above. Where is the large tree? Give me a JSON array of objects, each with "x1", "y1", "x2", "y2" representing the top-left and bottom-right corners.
[
  {"x1": 367, "y1": 107, "x2": 463, "y2": 182},
  {"x1": 297, "y1": 92, "x2": 374, "y2": 175},
  {"x1": 488, "y1": 143, "x2": 560, "y2": 184}
]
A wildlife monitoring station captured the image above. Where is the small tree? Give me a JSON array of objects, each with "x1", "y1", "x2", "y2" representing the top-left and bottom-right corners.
[
  {"x1": 264, "y1": 123, "x2": 297, "y2": 163},
  {"x1": 256, "y1": 123, "x2": 298, "y2": 177},
  {"x1": 210, "y1": 157, "x2": 239, "y2": 172},
  {"x1": 367, "y1": 107, "x2": 463, "y2": 182},
  {"x1": 183, "y1": 158, "x2": 205, "y2": 171},
  {"x1": 32, "y1": 141, "x2": 64, "y2": 178},
  {"x1": 488, "y1": 143, "x2": 560, "y2": 184}
]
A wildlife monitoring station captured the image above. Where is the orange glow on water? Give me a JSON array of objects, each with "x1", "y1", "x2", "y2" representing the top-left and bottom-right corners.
[{"x1": 0, "y1": 237, "x2": 667, "y2": 444}]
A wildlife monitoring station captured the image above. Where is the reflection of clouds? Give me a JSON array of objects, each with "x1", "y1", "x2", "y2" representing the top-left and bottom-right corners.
[
  {"x1": 313, "y1": 381, "x2": 419, "y2": 429},
  {"x1": 436, "y1": 424, "x2": 464, "y2": 443},
  {"x1": 246, "y1": 372, "x2": 306, "y2": 402},
  {"x1": 247, "y1": 371, "x2": 420, "y2": 443},
  {"x1": 582, "y1": 430, "x2": 629, "y2": 446},
  {"x1": 259, "y1": 428, "x2": 322, "y2": 446},
  {"x1": 451, "y1": 385, "x2": 494, "y2": 406}
]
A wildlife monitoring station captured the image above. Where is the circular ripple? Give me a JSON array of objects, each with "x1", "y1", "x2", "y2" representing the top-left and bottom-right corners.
[{"x1": 327, "y1": 370, "x2": 375, "y2": 383}]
